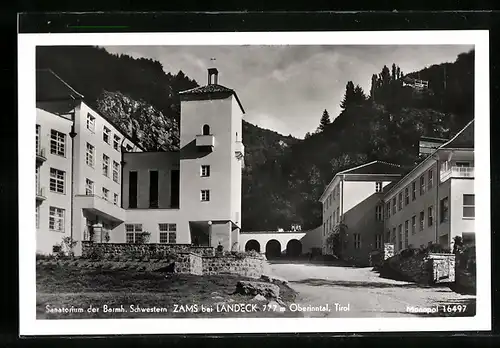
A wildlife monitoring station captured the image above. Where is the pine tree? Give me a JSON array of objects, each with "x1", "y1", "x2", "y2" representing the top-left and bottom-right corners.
[
  {"x1": 391, "y1": 63, "x2": 397, "y2": 81},
  {"x1": 370, "y1": 74, "x2": 378, "y2": 101},
  {"x1": 340, "y1": 81, "x2": 356, "y2": 110},
  {"x1": 317, "y1": 109, "x2": 331, "y2": 132},
  {"x1": 353, "y1": 84, "x2": 367, "y2": 104}
]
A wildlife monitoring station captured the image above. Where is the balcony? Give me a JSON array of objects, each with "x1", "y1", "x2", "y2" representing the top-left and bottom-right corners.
[
  {"x1": 75, "y1": 194, "x2": 126, "y2": 223},
  {"x1": 36, "y1": 186, "x2": 46, "y2": 202},
  {"x1": 440, "y1": 166, "x2": 475, "y2": 182},
  {"x1": 36, "y1": 147, "x2": 47, "y2": 164},
  {"x1": 235, "y1": 141, "x2": 245, "y2": 159},
  {"x1": 196, "y1": 134, "x2": 215, "y2": 149}
]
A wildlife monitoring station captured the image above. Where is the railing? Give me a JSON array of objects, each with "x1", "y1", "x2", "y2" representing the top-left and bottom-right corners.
[
  {"x1": 36, "y1": 186, "x2": 46, "y2": 200},
  {"x1": 36, "y1": 147, "x2": 47, "y2": 162},
  {"x1": 440, "y1": 166, "x2": 474, "y2": 182}
]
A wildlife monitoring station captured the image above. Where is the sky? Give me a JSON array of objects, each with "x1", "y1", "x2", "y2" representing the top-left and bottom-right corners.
[{"x1": 103, "y1": 45, "x2": 474, "y2": 139}]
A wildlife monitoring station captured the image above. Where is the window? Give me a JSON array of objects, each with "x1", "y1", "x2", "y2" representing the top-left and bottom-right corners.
[
  {"x1": 125, "y1": 224, "x2": 143, "y2": 243},
  {"x1": 440, "y1": 197, "x2": 449, "y2": 223},
  {"x1": 353, "y1": 234, "x2": 361, "y2": 249},
  {"x1": 201, "y1": 165, "x2": 210, "y2": 177},
  {"x1": 392, "y1": 197, "x2": 396, "y2": 215},
  {"x1": 405, "y1": 220, "x2": 409, "y2": 238},
  {"x1": 159, "y1": 223, "x2": 177, "y2": 243},
  {"x1": 428, "y1": 206, "x2": 434, "y2": 226},
  {"x1": 419, "y1": 211, "x2": 425, "y2": 231},
  {"x1": 405, "y1": 187, "x2": 409, "y2": 205},
  {"x1": 113, "y1": 161, "x2": 120, "y2": 183},
  {"x1": 50, "y1": 130, "x2": 66, "y2": 157},
  {"x1": 129, "y1": 171, "x2": 138, "y2": 208},
  {"x1": 336, "y1": 207, "x2": 340, "y2": 223},
  {"x1": 201, "y1": 190, "x2": 210, "y2": 202},
  {"x1": 404, "y1": 228, "x2": 409, "y2": 249},
  {"x1": 392, "y1": 227, "x2": 396, "y2": 243},
  {"x1": 49, "y1": 168, "x2": 65, "y2": 194},
  {"x1": 398, "y1": 224, "x2": 403, "y2": 250},
  {"x1": 114, "y1": 193, "x2": 119, "y2": 206},
  {"x1": 103, "y1": 126, "x2": 111, "y2": 144},
  {"x1": 113, "y1": 135, "x2": 120, "y2": 151},
  {"x1": 463, "y1": 194, "x2": 475, "y2": 218},
  {"x1": 411, "y1": 215, "x2": 416, "y2": 235},
  {"x1": 419, "y1": 175, "x2": 425, "y2": 195},
  {"x1": 102, "y1": 154, "x2": 110, "y2": 177},
  {"x1": 85, "y1": 178, "x2": 94, "y2": 195},
  {"x1": 126, "y1": 144, "x2": 133, "y2": 152},
  {"x1": 36, "y1": 205, "x2": 40, "y2": 229},
  {"x1": 36, "y1": 167, "x2": 40, "y2": 193},
  {"x1": 412, "y1": 181, "x2": 416, "y2": 201},
  {"x1": 149, "y1": 171, "x2": 159, "y2": 208},
  {"x1": 86, "y1": 143, "x2": 95, "y2": 167},
  {"x1": 102, "y1": 187, "x2": 110, "y2": 201},
  {"x1": 428, "y1": 169, "x2": 434, "y2": 191},
  {"x1": 49, "y1": 206, "x2": 65, "y2": 232},
  {"x1": 398, "y1": 192, "x2": 403, "y2": 211},
  {"x1": 202, "y1": 124, "x2": 210, "y2": 135},
  {"x1": 86, "y1": 113, "x2": 95, "y2": 132},
  {"x1": 375, "y1": 205, "x2": 383, "y2": 221},
  {"x1": 375, "y1": 235, "x2": 383, "y2": 249},
  {"x1": 36, "y1": 125, "x2": 41, "y2": 154},
  {"x1": 386, "y1": 202, "x2": 391, "y2": 219},
  {"x1": 375, "y1": 182, "x2": 382, "y2": 193}
]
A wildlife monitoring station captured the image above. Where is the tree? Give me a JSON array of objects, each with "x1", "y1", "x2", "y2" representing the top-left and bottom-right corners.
[
  {"x1": 353, "y1": 84, "x2": 367, "y2": 104},
  {"x1": 317, "y1": 109, "x2": 331, "y2": 132},
  {"x1": 340, "y1": 81, "x2": 356, "y2": 110}
]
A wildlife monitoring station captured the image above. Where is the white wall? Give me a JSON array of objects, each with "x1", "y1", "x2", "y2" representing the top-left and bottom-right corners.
[
  {"x1": 179, "y1": 98, "x2": 234, "y2": 222},
  {"x1": 36, "y1": 106, "x2": 73, "y2": 254},
  {"x1": 450, "y1": 178, "x2": 475, "y2": 240},
  {"x1": 239, "y1": 232, "x2": 307, "y2": 253}
]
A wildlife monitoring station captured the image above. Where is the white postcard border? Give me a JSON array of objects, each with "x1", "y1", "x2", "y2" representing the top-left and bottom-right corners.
[{"x1": 19, "y1": 30, "x2": 491, "y2": 335}]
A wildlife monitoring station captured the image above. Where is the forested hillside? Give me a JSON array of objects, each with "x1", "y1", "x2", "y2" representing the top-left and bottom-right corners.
[{"x1": 36, "y1": 46, "x2": 474, "y2": 231}]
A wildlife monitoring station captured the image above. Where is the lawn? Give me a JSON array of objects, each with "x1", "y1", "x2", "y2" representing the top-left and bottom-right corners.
[{"x1": 36, "y1": 263, "x2": 301, "y2": 319}]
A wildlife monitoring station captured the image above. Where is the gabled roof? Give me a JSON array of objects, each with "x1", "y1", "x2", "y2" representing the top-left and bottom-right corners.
[
  {"x1": 441, "y1": 119, "x2": 474, "y2": 149},
  {"x1": 384, "y1": 118, "x2": 475, "y2": 198},
  {"x1": 36, "y1": 69, "x2": 84, "y2": 102},
  {"x1": 338, "y1": 160, "x2": 402, "y2": 176},
  {"x1": 319, "y1": 161, "x2": 402, "y2": 202},
  {"x1": 179, "y1": 83, "x2": 245, "y2": 114}
]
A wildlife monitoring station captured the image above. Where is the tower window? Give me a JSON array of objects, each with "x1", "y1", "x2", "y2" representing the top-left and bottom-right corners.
[
  {"x1": 202, "y1": 124, "x2": 210, "y2": 135},
  {"x1": 201, "y1": 165, "x2": 210, "y2": 177},
  {"x1": 201, "y1": 190, "x2": 210, "y2": 202}
]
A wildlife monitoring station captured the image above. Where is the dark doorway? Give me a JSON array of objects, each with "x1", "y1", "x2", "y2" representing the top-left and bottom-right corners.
[
  {"x1": 149, "y1": 170, "x2": 159, "y2": 208},
  {"x1": 170, "y1": 169, "x2": 180, "y2": 208},
  {"x1": 286, "y1": 239, "x2": 302, "y2": 258},
  {"x1": 266, "y1": 240, "x2": 281, "y2": 259},
  {"x1": 245, "y1": 240, "x2": 261, "y2": 252}
]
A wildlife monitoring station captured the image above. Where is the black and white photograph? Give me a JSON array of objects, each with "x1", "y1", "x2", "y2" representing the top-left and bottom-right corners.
[{"x1": 19, "y1": 30, "x2": 490, "y2": 335}]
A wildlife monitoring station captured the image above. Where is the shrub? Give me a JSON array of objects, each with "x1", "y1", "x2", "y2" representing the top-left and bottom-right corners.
[{"x1": 88, "y1": 248, "x2": 104, "y2": 261}]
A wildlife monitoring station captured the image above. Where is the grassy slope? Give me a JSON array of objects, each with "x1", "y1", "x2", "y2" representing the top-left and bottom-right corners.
[{"x1": 36, "y1": 263, "x2": 300, "y2": 319}]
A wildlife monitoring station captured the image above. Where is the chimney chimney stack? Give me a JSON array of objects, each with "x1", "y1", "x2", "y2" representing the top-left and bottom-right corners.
[{"x1": 208, "y1": 68, "x2": 218, "y2": 85}]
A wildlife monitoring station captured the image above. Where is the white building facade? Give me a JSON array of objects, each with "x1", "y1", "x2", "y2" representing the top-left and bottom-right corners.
[{"x1": 35, "y1": 68, "x2": 245, "y2": 255}]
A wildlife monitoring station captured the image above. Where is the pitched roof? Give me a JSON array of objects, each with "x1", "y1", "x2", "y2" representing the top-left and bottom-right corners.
[
  {"x1": 36, "y1": 69, "x2": 84, "y2": 101},
  {"x1": 179, "y1": 83, "x2": 245, "y2": 114},
  {"x1": 441, "y1": 119, "x2": 474, "y2": 149},
  {"x1": 338, "y1": 160, "x2": 402, "y2": 176}
]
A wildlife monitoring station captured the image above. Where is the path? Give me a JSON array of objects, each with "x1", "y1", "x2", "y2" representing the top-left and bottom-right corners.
[{"x1": 269, "y1": 262, "x2": 475, "y2": 318}]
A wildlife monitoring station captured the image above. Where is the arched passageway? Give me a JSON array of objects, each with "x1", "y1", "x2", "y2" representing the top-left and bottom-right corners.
[
  {"x1": 245, "y1": 239, "x2": 261, "y2": 252},
  {"x1": 286, "y1": 239, "x2": 302, "y2": 257},
  {"x1": 265, "y1": 239, "x2": 282, "y2": 259}
]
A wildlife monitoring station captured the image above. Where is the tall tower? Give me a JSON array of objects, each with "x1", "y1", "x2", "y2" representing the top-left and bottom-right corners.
[{"x1": 178, "y1": 68, "x2": 245, "y2": 250}]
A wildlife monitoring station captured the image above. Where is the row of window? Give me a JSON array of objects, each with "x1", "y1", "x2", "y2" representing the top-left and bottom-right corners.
[
  {"x1": 351, "y1": 233, "x2": 383, "y2": 250},
  {"x1": 85, "y1": 143, "x2": 120, "y2": 183},
  {"x1": 323, "y1": 207, "x2": 340, "y2": 237},
  {"x1": 86, "y1": 113, "x2": 124, "y2": 151},
  {"x1": 324, "y1": 183, "x2": 341, "y2": 211},
  {"x1": 85, "y1": 178, "x2": 120, "y2": 204},
  {"x1": 386, "y1": 169, "x2": 434, "y2": 217},
  {"x1": 125, "y1": 223, "x2": 177, "y2": 244}
]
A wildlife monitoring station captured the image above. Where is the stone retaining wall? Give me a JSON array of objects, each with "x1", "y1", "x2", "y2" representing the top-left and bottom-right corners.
[
  {"x1": 80, "y1": 242, "x2": 266, "y2": 278},
  {"x1": 81, "y1": 241, "x2": 215, "y2": 258},
  {"x1": 382, "y1": 252, "x2": 455, "y2": 284},
  {"x1": 203, "y1": 254, "x2": 265, "y2": 278}
]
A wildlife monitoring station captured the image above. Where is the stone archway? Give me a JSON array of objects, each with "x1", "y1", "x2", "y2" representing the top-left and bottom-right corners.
[
  {"x1": 245, "y1": 239, "x2": 261, "y2": 252},
  {"x1": 286, "y1": 239, "x2": 302, "y2": 258},
  {"x1": 265, "y1": 239, "x2": 282, "y2": 259}
]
